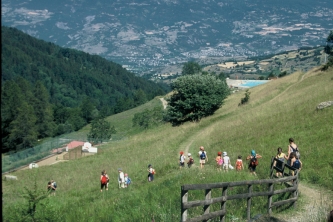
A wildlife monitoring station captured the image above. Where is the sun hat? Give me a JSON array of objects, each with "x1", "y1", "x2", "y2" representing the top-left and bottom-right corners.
[
  {"x1": 223, "y1": 151, "x2": 227, "y2": 156},
  {"x1": 118, "y1": 168, "x2": 122, "y2": 171},
  {"x1": 218, "y1": 151, "x2": 222, "y2": 155},
  {"x1": 180, "y1": 151, "x2": 184, "y2": 154},
  {"x1": 251, "y1": 150, "x2": 256, "y2": 156},
  {"x1": 188, "y1": 153, "x2": 191, "y2": 156}
]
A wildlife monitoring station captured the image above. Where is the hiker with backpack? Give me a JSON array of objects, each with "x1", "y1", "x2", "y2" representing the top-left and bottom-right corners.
[
  {"x1": 179, "y1": 151, "x2": 186, "y2": 169},
  {"x1": 187, "y1": 153, "x2": 194, "y2": 168},
  {"x1": 198, "y1": 146, "x2": 208, "y2": 169},
  {"x1": 290, "y1": 152, "x2": 302, "y2": 176},
  {"x1": 47, "y1": 181, "x2": 56, "y2": 196},
  {"x1": 274, "y1": 147, "x2": 287, "y2": 177},
  {"x1": 246, "y1": 150, "x2": 262, "y2": 176},
  {"x1": 215, "y1": 152, "x2": 223, "y2": 171},
  {"x1": 118, "y1": 168, "x2": 125, "y2": 188},
  {"x1": 100, "y1": 170, "x2": 109, "y2": 192},
  {"x1": 287, "y1": 138, "x2": 300, "y2": 166},
  {"x1": 147, "y1": 164, "x2": 155, "y2": 182},
  {"x1": 235, "y1": 155, "x2": 244, "y2": 171}
]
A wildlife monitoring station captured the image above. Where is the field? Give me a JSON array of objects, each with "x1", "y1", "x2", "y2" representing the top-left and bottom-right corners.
[{"x1": 2, "y1": 67, "x2": 333, "y2": 222}]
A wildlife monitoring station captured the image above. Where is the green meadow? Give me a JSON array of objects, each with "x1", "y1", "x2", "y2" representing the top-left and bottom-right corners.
[{"x1": 2, "y1": 68, "x2": 333, "y2": 221}]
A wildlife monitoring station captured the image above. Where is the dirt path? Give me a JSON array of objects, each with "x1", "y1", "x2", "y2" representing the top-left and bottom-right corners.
[
  {"x1": 161, "y1": 83, "x2": 333, "y2": 221},
  {"x1": 276, "y1": 182, "x2": 333, "y2": 222},
  {"x1": 20, "y1": 152, "x2": 68, "y2": 171},
  {"x1": 160, "y1": 97, "x2": 168, "y2": 109}
]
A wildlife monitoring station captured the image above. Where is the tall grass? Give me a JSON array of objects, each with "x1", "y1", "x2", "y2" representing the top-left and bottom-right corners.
[{"x1": 2, "y1": 68, "x2": 333, "y2": 221}]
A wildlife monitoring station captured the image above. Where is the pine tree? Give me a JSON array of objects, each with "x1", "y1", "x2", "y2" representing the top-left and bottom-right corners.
[
  {"x1": 32, "y1": 81, "x2": 55, "y2": 138},
  {"x1": 8, "y1": 102, "x2": 38, "y2": 151}
]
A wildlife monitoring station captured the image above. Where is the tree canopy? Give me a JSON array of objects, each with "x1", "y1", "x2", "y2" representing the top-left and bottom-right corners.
[
  {"x1": 181, "y1": 61, "x2": 202, "y2": 75},
  {"x1": 165, "y1": 74, "x2": 230, "y2": 125}
]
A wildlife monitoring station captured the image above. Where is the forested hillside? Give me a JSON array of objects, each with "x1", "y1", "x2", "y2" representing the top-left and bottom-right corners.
[{"x1": 1, "y1": 26, "x2": 168, "y2": 153}]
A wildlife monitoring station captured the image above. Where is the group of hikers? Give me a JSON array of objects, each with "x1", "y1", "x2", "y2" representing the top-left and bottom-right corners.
[
  {"x1": 100, "y1": 164, "x2": 155, "y2": 191},
  {"x1": 49, "y1": 138, "x2": 302, "y2": 193},
  {"x1": 100, "y1": 168, "x2": 132, "y2": 191},
  {"x1": 179, "y1": 146, "x2": 263, "y2": 176},
  {"x1": 179, "y1": 138, "x2": 302, "y2": 177},
  {"x1": 274, "y1": 138, "x2": 302, "y2": 177}
]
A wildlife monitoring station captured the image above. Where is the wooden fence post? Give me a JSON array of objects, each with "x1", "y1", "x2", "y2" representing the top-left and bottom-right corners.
[
  {"x1": 270, "y1": 156, "x2": 275, "y2": 178},
  {"x1": 293, "y1": 170, "x2": 299, "y2": 209},
  {"x1": 247, "y1": 184, "x2": 252, "y2": 221},
  {"x1": 220, "y1": 186, "x2": 228, "y2": 222},
  {"x1": 181, "y1": 187, "x2": 188, "y2": 222},
  {"x1": 268, "y1": 182, "x2": 273, "y2": 215},
  {"x1": 203, "y1": 189, "x2": 211, "y2": 222}
]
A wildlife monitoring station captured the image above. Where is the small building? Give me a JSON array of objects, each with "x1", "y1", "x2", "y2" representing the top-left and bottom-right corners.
[{"x1": 82, "y1": 142, "x2": 98, "y2": 153}]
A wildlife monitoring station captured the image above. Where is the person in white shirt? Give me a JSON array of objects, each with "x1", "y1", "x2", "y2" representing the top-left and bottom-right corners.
[
  {"x1": 222, "y1": 152, "x2": 230, "y2": 172},
  {"x1": 179, "y1": 151, "x2": 186, "y2": 169},
  {"x1": 118, "y1": 168, "x2": 125, "y2": 188}
]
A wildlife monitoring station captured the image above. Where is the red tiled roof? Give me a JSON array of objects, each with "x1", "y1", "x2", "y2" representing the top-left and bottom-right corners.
[{"x1": 67, "y1": 141, "x2": 85, "y2": 149}]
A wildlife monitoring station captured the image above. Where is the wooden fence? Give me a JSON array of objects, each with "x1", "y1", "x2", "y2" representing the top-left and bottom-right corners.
[{"x1": 181, "y1": 157, "x2": 299, "y2": 222}]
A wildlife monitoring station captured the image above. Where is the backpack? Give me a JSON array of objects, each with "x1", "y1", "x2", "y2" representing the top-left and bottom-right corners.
[
  {"x1": 218, "y1": 157, "x2": 223, "y2": 165},
  {"x1": 101, "y1": 175, "x2": 108, "y2": 185},
  {"x1": 126, "y1": 177, "x2": 131, "y2": 185},
  {"x1": 53, "y1": 182, "x2": 57, "y2": 188},
  {"x1": 236, "y1": 160, "x2": 242, "y2": 170},
  {"x1": 293, "y1": 159, "x2": 301, "y2": 169},
  {"x1": 250, "y1": 156, "x2": 258, "y2": 166},
  {"x1": 189, "y1": 158, "x2": 194, "y2": 164},
  {"x1": 290, "y1": 145, "x2": 300, "y2": 159},
  {"x1": 200, "y1": 152, "x2": 206, "y2": 160}
]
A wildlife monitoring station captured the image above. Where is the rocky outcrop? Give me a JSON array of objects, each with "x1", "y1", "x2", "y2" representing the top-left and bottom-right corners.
[{"x1": 316, "y1": 101, "x2": 333, "y2": 110}]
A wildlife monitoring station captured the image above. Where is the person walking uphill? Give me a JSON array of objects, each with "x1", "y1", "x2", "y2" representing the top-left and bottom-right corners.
[
  {"x1": 147, "y1": 164, "x2": 155, "y2": 182},
  {"x1": 187, "y1": 153, "x2": 194, "y2": 168},
  {"x1": 246, "y1": 150, "x2": 262, "y2": 176},
  {"x1": 100, "y1": 170, "x2": 109, "y2": 192},
  {"x1": 118, "y1": 168, "x2": 125, "y2": 188},
  {"x1": 179, "y1": 151, "x2": 186, "y2": 169},
  {"x1": 222, "y1": 152, "x2": 231, "y2": 172},
  {"x1": 198, "y1": 146, "x2": 208, "y2": 169},
  {"x1": 215, "y1": 152, "x2": 223, "y2": 171},
  {"x1": 287, "y1": 138, "x2": 300, "y2": 165},
  {"x1": 274, "y1": 147, "x2": 287, "y2": 177}
]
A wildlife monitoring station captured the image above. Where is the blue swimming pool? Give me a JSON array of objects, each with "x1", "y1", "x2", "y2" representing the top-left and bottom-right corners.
[{"x1": 240, "y1": 80, "x2": 270, "y2": 87}]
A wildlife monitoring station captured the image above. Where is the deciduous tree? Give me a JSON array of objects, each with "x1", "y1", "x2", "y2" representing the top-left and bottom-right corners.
[
  {"x1": 87, "y1": 117, "x2": 116, "y2": 143},
  {"x1": 165, "y1": 74, "x2": 230, "y2": 125}
]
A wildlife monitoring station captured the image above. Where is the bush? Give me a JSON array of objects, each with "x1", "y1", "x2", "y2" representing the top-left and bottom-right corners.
[{"x1": 239, "y1": 90, "x2": 251, "y2": 106}]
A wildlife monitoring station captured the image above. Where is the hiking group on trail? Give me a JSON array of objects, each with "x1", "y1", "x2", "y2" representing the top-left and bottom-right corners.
[
  {"x1": 179, "y1": 145, "x2": 261, "y2": 175},
  {"x1": 92, "y1": 137, "x2": 302, "y2": 192},
  {"x1": 177, "y1": 137, "x2": 303, "y2": 178},
  {"x1": 273, "y1": 137, "x2": 303, "y2": 177},
  {"x1": 45, "y1": 138, "x2": 303, "y2": 196}
]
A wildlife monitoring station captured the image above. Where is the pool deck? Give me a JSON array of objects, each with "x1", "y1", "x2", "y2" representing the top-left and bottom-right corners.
[{"x1": 226, "y1": 79, "x2": 270, "y2": 89}]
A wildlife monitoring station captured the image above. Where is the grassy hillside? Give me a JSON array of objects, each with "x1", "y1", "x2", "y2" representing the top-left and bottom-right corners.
[{"x1": 2, "y1": 67, "x2": 333, "y2": 221}]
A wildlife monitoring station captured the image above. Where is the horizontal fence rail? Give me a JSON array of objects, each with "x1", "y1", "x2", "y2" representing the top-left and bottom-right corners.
[{"x1": 181, "y1": 157, "x2": 299, "y2": 222}]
